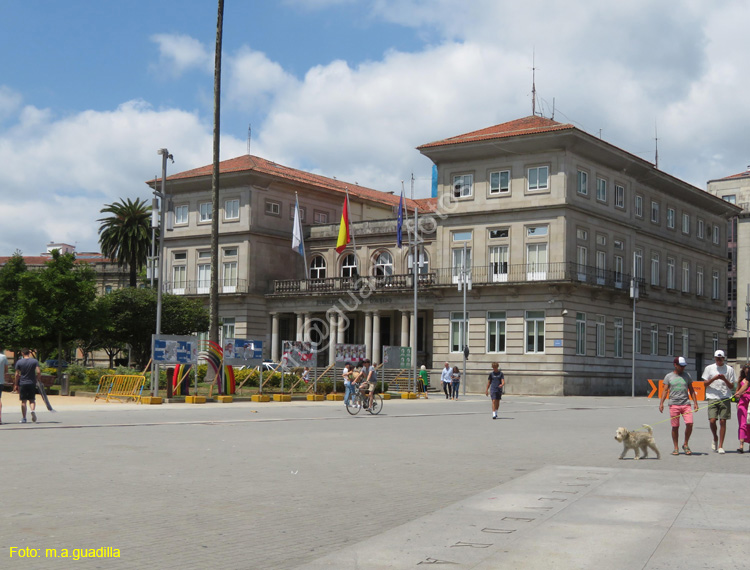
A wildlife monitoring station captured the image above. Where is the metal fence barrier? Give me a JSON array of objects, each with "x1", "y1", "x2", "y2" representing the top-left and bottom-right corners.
[{"x1": 94, "y1": 375, "x2": 147, "y2": 403}]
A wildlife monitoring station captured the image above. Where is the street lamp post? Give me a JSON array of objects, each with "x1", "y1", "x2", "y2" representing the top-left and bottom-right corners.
[
  {"x1": 630, "y1": 277, "x2": 639, "y2": 398},
  {"x1": 458, "y1": 242, "x2": 471, "y2": 397},
  {"x1": 152, "y1": 148, "x2": 173, "y2": 397}
]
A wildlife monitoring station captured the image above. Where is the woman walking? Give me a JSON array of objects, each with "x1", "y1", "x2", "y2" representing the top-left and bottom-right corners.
[
  {"x1": 451, "y1": 366, "x2": 461, "y2": 400},
  {"x1": 735, "y1": 364, "x2": 750, "y2": 453}
]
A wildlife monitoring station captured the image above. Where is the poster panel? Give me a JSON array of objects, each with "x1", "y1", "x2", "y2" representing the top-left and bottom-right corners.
[{"x1": 153, "y1": 335, "x2": 199, "y2": 365}]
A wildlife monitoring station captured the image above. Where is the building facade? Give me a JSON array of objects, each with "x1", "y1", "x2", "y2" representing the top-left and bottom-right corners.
[
  {"x1": 158, "y1": 116, "x2": 739, "y2": 395},
  {"x1": 707, "y1": 168, "x2": 750, "y2": 363}
]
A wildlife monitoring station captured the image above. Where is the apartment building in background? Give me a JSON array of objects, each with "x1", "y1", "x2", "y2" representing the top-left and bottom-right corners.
[{"x1": 707, "y1": 167, "x2": 750, "y2": 363}]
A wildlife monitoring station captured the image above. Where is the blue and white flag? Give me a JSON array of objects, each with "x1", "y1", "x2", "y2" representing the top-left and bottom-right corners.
[
  {"x1": 292, "y1": 196, "x2": 304, "y2": 256},
  {"x1": 396, "y1": 189, "x2": 404, "y2": 248}
]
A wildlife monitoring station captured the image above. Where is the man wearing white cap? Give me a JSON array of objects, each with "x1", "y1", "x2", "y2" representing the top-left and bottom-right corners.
[
  {"x1": 701, "y1": 349, "x2": 736, "y2": 454},
  {"x1": 659, "y1": 356, "x2": 699, "y2": 455}
]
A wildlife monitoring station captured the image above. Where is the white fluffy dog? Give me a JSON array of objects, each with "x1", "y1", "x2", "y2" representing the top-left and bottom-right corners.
[{"x1": 614, "y1": 424, "x2": 660, "y2": 460}]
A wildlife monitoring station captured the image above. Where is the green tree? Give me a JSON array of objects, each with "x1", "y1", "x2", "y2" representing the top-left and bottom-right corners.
[
  {"x1": 98, "y1": 197, "x2": 152, "y2": 287},
  {"x1": 0, "y1": 251, "x2": 27, "y2": 352},
  {"x1": 99, "y1": 287, "x2": 209, "y2": 368},
  {"x1": 16, "y1": 250, "x2": 98, "y2": 380}
]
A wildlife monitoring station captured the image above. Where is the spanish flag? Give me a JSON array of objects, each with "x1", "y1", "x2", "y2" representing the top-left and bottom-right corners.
[{"x1": 335, "y1": 196, "x2": 351, "y2": 253}]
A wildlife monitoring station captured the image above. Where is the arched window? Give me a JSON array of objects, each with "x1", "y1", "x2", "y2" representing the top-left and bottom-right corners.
[
  {"x1": 341, "y1": 254, "x2": 358, "y2": 278},
  {"x1": 407, "y1": 249, "x2": 430, "y2": 274},
  {"x1": 373, "y1": 250, "x2": 393, "y2": 276},
  {"x1": 310, "y1": 256, "x2": 326, "y2": 279}
]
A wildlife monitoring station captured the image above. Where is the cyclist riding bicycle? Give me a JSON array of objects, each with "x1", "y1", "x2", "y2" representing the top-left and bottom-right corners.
[{"x1": 356, "y1": 358, "x2": 377, "y2": 410}]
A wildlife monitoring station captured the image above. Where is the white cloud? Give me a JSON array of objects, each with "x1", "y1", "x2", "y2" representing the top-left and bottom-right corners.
[
  {"x1": 0, "y1": 97, "x2": 245, "y2": 254},
  {"x1": 226, "y1": 47, "x2": 299, "y2": 111},
  {"x1": 0, "y1": 86, "x2": 23, "y2": 124},
  {"x1": 151, "y1": 33, "x2": 214, "y2": 77}
]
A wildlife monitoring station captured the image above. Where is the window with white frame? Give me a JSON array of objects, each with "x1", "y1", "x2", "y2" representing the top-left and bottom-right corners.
[
  {"x1": 525, "y1": 311, "x2": 545, "y2": 353},
  {"x1": 289, "y1": 204, "x2": 305, "y2": 221},
  {"x1": 682, "y1": 261, "x2": 690, "y2": 293},
  {"x1": 635, "y1": 195, "x2": 643, "y2": 217},
  {"x1": 489, "y1": 245, "x2": 509, "y2": 281},
  {"x1": 615, "y1": 184, "x2": 625, "y2": 208},
  {"x1": 577, "y1": 228, "x2": 588, "y2": 240},
  {"x1": 526, "y1": 243, "x2": 548, "y2": 280},
  {"x1": 697, "y1": 266, "x2": 704, "y2": 296},
  {"x1": 596, "y1": 250, "x2": 606, "y2": 282},
  {"x1": 712, "y1": 225, "x2": 720, "y2": 244},
  {"x1": 450, "y1": 311, "x2": 468, "y2": 352},
  {"x1": 452, "y1": 230, "x2": 473, "y2": 241},
  {"x1": 199, "y1": 202, "x2": 212, "y2": 222},
  {"x1": 697, "y1": 218, "x2": 704, "y2": 239},
  {"x1": 225, "y1": 199, "x2": 239, "y2": 220},
  {"x1": 667, "y1": 208, "x2": 675, "y2": 229},
  {"x1": 221, "y1": 318, "x2": 235, "y2": 344},
  {"x1": 576, "y1": 312, "x2": 586, "y2": 356},
  {"x1": 667, "y1": 257, "x2": 676, "y2": 289},
  {"x1": 682, "y1": 213, "x2": 690, "y2": 234},
  {"x1": 223, "y1": 248, "x2": 237, "y2": 257},
  {"x1": 596, "y1": 315, "x2": 606, "y2": 357},
  {"x1": 614, "y1": 255, "x2": 624, "y2": 286},
  {"x1": 596, "y1": 234, "x2": 606, "y2": 246},
  {"x1": 723, "y1": 194, "x2": 737, "y2": 204},
  {"x1": 577, "y1": 246, "x2": 588, "y2": 277},
  {"x1": 712, "y1": 270, "x2": 720, "y2": 299},
  {"x1": 635, "y1": 321, "x2": 642, "y2": 354},
  {"x1": 667, "y1": 325, "x2": 675, "y2": 356},
  {"x1": 373, "y1": 250, "x2": 394, "y2": 276},
  {"x1": 596, "y1": 178, "x2": 607, "y2": 202},
  {"x1": 341, "y1": 254, "x2": 358, "y2": 278},
  {"x1": 172, "y1": 265, "x2": 186, "y2": 293},
  {"x1": 651, "y1": 201, "x2": 660, "y2": 223},
  {"x1": 310, "y1": 256, "x2": 326, "y2": 279},
  {"x1": 650, "y1": 252, "x2": 660, "y2": 286},
  {"x1": 577, "y1": 170, "x2": 588, "y2": 195},
  {"x1": 407, "y1": 249, "x2": 430, "y2": 274},
  {"x1": 614, "y1": 318, "x2": 624, "y2": 358},
  {"x1": 452, "y1": 246, "x2": 471, "y2": 283},
  {"x1": 489, "y1": 228, "x2": 509, "y2": 239},
  {"x1": 651, "y1": 324, "x2": 659, "y2": 355},
  {"x1": 712, "y1": 332, "x2": 719, "y2": 353},
  {"x1": 197, "y1": 263, "x2": 210, "y2": 293},
  {"x1": 314, "y1": 210, "x2": 328, "y2": 224},
  {"x1": 486, "y1": 311, "x2": 506, "y2": 353},
  {"x1": 527, "y1": 166, "x2": 549, "y2": 191},
  {"x1": 633, "y1": 249, "x2": 643, "y2": 280},
  {"x1": 175, "y1": 204, "x2": 189, "y2": 225},
  {"x1": 527, "y1": 225, "x2": 548, "y2": 237},
  {"x1": 222, "y1": 261, "x2": 237, "y2": 289},
  {"x1": 489, "y1": 170, "x2": 510, "y2": 195},
  {"x1": 682, "y1": 327, "x2": 689, "y2": 357},
  {"x1": 453, "y1": 174, "x2": 473, "y2": 198},
  {"x1": 265, "y1": 200, "x2": 281, "y2": 216}
]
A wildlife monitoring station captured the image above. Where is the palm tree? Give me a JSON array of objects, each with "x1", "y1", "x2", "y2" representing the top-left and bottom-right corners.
[{"x1": 98, "y1": 197, "x2": 152, "y2": 287}]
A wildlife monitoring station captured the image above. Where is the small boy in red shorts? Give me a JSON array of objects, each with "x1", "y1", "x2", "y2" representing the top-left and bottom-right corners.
[{"x1": 659, "y1": 356, "x2": 699, "y2": 455}]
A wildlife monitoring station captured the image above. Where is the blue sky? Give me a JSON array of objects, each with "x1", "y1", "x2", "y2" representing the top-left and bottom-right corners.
[{"x1": 1, "y1": 0, "x2": 749, "y2": 254}]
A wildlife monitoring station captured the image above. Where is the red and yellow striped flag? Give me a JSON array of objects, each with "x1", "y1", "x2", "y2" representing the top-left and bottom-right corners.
[{"x1": 335, "y1": 196, "x2": 351, "y2": 253}]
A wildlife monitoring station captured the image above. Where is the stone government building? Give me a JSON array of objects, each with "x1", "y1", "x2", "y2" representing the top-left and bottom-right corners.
[{"x1": 154, "y1": 116, "x2": 740, "y2": 395}]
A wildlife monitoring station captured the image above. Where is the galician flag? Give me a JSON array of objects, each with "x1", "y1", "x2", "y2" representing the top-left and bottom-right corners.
[
  {"x1": 292, "y1": 196, "x2": 304, "y2": 256},
  {"x1": 335, "y1": 195, "x2": 351, "y2": 253}
]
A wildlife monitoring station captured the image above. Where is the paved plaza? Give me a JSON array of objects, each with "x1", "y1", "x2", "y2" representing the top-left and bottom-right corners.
[{"x1": 1, "y1": 393, "x2": 749, "y2": 569}]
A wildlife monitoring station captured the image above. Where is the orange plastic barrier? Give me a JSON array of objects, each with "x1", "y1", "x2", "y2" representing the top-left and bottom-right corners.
[{"x1": 647, "y1": 379, "x2": 705, "y2": 401}]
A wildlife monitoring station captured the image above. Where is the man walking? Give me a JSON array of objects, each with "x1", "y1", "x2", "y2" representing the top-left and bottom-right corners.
[
  {"x1": 659, "y1": 356, "x2": 699, "y2": 455},
  {"x1": 701, "y1": 349, "x2": 736, "y2": 454},
  {"x1": 14, "y1": 348, "x2": 41, "y2": 424},
  {"x1": 440, "y1": 362, "x2": 452, "y2": 399},
  {"x1": 486, "y1": 362, "x2": 505, "y2": 420}
]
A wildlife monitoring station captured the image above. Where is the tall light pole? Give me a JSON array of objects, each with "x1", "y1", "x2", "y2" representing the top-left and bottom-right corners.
[
  {"x1": 630, "y1": 277, "x2": 639, "y2": 398},
  {"x1": 745, "y1": 283, "x2": 749, "y2": 364},
  {"x1": 152, "y1": 148, "x2": 172, "y2": 396},
  {"x1": 458, "y1": 242, "x2": 471, "y2": 396}
]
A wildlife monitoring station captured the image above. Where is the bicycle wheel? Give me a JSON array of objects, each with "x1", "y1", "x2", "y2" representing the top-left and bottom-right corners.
[
  {"x1": 368, "y1": 394, "x2": 383, "y2": 415},
  {"x1": 346, "y1": 393, "x2": 362, "y2": 415}
]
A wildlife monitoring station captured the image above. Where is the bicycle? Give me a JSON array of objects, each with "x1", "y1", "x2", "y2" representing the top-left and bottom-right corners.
[{"x1": 345, "y1": 383, "x2": 383, "y2": 415}]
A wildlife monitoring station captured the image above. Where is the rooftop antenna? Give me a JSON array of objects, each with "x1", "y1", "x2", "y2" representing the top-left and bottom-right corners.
[
  {"x1": 654, "y1": 122, "x2": 659, "y2": 169},
  {"x1": 531, "y1": 50, "x2": 538, "y2": 116},
  {"x1": 551, "y1": 97, "x2": 555, "y2": 121},
  {"x1": 247, "y1": 124, "x2": 251, "y2": 155}
]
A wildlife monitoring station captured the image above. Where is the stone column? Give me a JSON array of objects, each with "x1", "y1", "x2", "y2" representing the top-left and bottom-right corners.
[
  {"x1": 271, "y1": 313, "x2": 280, "y2": 362},
  {"x1": 401, "y1": 311, "x2": 409, "y2": 348},
  {"x1": 303, "y1": 313, "x2": 312, "y2": 342},
  {"x1": 337, "y1": 313, "x2": 346, "y2": 346},
  {"x1": 296, "y1": 313, "x2": 304, "y2": 342},
  {"x1": 328, "y1": 312, "x2": 337, "y2": 366},
  {"x1": 372, "y1": 311, "x2": 381, "y2": 365},
  {"x1": 364, "y1": 311, "x2": 373, "y2": 360}
]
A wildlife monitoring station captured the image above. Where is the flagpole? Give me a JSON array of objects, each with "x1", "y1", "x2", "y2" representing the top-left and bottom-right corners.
[
  {"x1": 346, "y1": 188, "x2": 358, "y2": 274},
  {"x1": 411, "y1": 173, "x2": 418, "y2": 395},
  {"x1": 295, "y1": 192, "x2": 309, "y2": 279}
]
